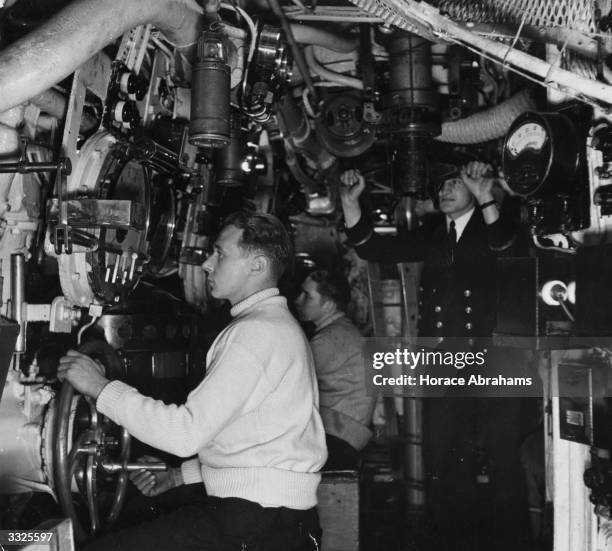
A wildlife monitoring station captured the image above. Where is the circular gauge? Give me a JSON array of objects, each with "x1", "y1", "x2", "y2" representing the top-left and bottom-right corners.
[
  {"x1": 505, "y1": 121, "x2": 547, "y2": 158},
  {"x1": 502, "y1": 111, "x2": 579, "y2": 197}
]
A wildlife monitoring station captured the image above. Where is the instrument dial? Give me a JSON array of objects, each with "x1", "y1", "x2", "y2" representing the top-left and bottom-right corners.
[{"x1": 505, "y1": 121, "x2": 547, "y2": 158}]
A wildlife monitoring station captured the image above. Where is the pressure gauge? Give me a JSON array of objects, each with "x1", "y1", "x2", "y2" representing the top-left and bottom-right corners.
[
  {"x1": 502, "y1": 111, "x2": 579, "y2": 197},
  {"x1": 505, "y1": 121, "x2": 547, "y2": 158}
]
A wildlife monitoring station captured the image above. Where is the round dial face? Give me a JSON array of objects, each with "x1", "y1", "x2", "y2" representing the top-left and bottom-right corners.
[{"x1": 505, "y1": 121, "x2": 548, "y2": 158}]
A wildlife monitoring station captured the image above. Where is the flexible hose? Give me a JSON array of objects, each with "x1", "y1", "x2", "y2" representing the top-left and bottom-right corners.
[
  {"x1": 436, "y1": 88, "x2": 536, "y2": 144},
  {"x1": 0, "y1": 0, "x2": 204, "y2": 112}
]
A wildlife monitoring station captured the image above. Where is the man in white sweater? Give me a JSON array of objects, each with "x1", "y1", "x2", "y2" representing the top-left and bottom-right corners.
[{"x1": 58, "y1": 211, "x2": 328, "y2": 550}]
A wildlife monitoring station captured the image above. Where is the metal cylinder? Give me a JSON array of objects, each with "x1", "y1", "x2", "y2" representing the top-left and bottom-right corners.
[
  {"x1": 189, "y1": 61, "x2": 230, "y2": 148},
  {"x1": 132, "y1": 137, "x2": 180, "y2": 173},
  {"x1": 189, "y1": 26, "x2": 231, "y2": 149},
  {"x1": 214, "y1": 112, "x2": 245, "y2": 187},
  {"x1": 384, "y1": 32, "x2": 440, "y2": 200},
  {"x1": 404, "y1": 397, "x2": 425, "y2": 510},
  {"x1": 388, "y1": 32, "x2": 438, "y2": 111},
  {"x1": 10, "y1": 253, "x2": 25, "y2": 353},
  {"x1": 394, "y1": 135, "x2": 429, "y2": 197}
]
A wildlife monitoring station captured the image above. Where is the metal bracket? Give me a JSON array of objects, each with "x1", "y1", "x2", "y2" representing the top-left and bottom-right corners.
[{"x1": 53, "y1": 158, "x2": 74, "y2": 255}]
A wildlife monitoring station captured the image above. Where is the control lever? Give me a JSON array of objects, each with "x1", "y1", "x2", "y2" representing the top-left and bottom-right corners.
[
  {"x1": 100, "y1": 460, "x2": 168, "y2": 474},
  {"x1": 0, "y1": 138, "x2": 71, "y2": 175}
]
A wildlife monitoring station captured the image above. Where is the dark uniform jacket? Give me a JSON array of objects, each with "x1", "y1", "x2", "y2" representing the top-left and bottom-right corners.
[
  {"x1": 344, "y1": 208, "x2": 516, "y2": 340},
  {"x1": 346, "y1": 207, "x2": 525, "y2": 548}
]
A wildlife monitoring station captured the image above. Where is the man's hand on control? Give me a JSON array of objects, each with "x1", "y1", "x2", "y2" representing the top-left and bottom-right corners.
[
  {"x1": 339, "y1": 169, "x2": 366, "y2": 228},
  {"x1": 57, "y1": 350, "x2": 109, "y2": 399},
  {"x1": 129, "y1": 456, "x2": 183, "y2": 497},
  {"x1": 460, "y1": 161, "x2": 496, "y2": 204}
]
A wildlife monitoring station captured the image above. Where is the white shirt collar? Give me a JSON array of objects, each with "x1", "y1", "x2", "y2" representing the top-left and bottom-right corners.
[
  {"x1": 446, "y1": 207, "x2": 475, "y2": 241},
  {"x1": 230, "y1": 287, "x2": 280, "y2": 317}
]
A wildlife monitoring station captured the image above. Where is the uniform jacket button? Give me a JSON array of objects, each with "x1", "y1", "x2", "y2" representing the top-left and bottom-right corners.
[
  {"x1": 436, "y1": 321, "x2": 443, "y2": 328},
  {"x1": 465, "y1": 307, "x2": 472, "y2": 314},
  {"x1": 465, "y1": 322, "x2": 473, "y2": 330},
  {"x1": 464, "y1": 289, "x2": 471, "y2": 297},
  {"x1": 434, "y1": 305, "x2": 442, "y2": 313}
]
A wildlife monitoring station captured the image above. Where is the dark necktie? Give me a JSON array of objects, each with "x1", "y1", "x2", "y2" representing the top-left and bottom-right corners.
[{"x1": 448, "y1": 220, "x2": 457, "y2": 264}]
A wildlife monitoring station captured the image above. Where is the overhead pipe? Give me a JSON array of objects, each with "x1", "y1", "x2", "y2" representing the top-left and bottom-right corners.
[
  {"x1": 0, "y1": 0, "x2": 204, "y2": 113},
  {"x1": 267, "y1": 0, "x2": 318, "y2": 103},
  {"x1": 436, "y1": 88, "x2": 536, "y2": 144},
  {"x1": 377, "y1": 0, "x2": 612, "y2": 106},
  {"x1": 304, "y1": 47, "x2": 364, "y2": 90},
  {"x1": 276, "y1": 94, "x2": 335, "y2": 170},
  {"x1": 290, "y1": 25, "x2": 359, "y2": 54}
]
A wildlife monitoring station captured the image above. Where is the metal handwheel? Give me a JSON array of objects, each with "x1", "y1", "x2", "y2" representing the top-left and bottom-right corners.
[{"x1": 53, "y1": 340, "x2": 130, "y2": 542}]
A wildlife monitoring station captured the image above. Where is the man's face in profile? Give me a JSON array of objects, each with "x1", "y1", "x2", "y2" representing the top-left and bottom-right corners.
[
  {"x1": 438, "y1": 177, "x2": 475, "y2": 217},
  {"x1": 294, "y1": 276, "x2": 326, "y2": 325},
  {"x1": 202, "y1": 224, "x2": 254, "y2": 305}
]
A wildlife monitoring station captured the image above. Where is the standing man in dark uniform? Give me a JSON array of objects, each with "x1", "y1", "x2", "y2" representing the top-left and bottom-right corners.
[
  {"x1": 340, "y1": 162, "x2": 513, "y2": 340},
  {"x1": 340, "y1": 162, "x2": 525, "y2": 549}
]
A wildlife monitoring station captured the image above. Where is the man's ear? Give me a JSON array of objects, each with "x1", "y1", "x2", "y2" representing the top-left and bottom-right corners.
[
  {"x1": 250, "y1": 254, "x2": 268, "y2": 276},
  {"x1": 321, "y1": 296, "x2": 336, "y2": 314}
]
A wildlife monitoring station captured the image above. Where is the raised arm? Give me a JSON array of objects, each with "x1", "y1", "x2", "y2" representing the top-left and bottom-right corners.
[
  {"x1": 461, "y1": 161, "x2": 516, "y2": 252},
  {"x1": 340, "y1": 169, "x2": 428, "y2": 263}
]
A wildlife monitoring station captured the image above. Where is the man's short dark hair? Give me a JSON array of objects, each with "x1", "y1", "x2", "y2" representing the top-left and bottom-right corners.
[
  {"x1": 308, "y1": 269, "x2": 351, "y2": 313},
  {"x1": 223, "y1": 211, "x2": 292, "y2": 280}
]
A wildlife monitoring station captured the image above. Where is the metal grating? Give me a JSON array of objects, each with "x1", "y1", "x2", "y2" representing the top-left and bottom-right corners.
[
  {"x1": 428, "y1": 0, "x2": 597, "y2": 32},
  {"x1": 349, "y1": 0, "x2": 600, "y2": 35},
  {"x1": 348, "y1": 0, "x2": 612, "y2": 108}
]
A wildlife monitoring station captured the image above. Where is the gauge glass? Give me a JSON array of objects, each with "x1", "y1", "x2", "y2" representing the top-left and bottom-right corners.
[{"x1": 506, "y1": 122, "x2": 547, "y2": 158}]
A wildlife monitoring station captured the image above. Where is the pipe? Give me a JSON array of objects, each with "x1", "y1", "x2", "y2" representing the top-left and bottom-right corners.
[
  {"x1": 436, "y1": 88, "x2": 536, "y2": 144},
  {"x1": 0, "y1": 106, "x2": 26, "y2": 223},
  {"x1": 0, "y1": 106, "x2": 24, "y2": 160},
  {"x1": 10, "y1": 253, "x2": 25, "y2": 353},
  {"x1": 276, "y1": 94, "x2": 335, "y2": 169},
  {"x1": 304, "y1": 46, "x2": 364, "y2": 90},
  {"x1": 27, "y1": 89, "x2": 99, "y2": 133},
  {"x1": 267, "y1": 0, "x2": 318, "y2": 102},
  {"x1": 379, "y1": 0, "x2": 612, "y2": 107},
  {"x1": 0, "y1": 105, "x2": 24, "y2": 157},
  {"x1": 0, "y1": 124, "x2": 20, "y2": 158},
  {"x1": 28, "y1": 90, "x2": 66, "y2": 120},
  {"x1": 0, "y1": 0, "x2": 204, "y2": 113},
  {"x1": 290, "y1": 24, "x2": 359, "y2": 53}
]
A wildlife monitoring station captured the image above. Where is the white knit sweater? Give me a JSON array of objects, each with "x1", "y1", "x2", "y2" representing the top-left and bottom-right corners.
[{"x1": 97, "y1": 288, "x2": 327, "y2": 509}]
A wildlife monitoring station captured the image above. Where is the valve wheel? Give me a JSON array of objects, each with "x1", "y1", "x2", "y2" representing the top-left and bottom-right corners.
[{"x1": 53, "y1": 340, "x2": 129, "y2": 543}]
